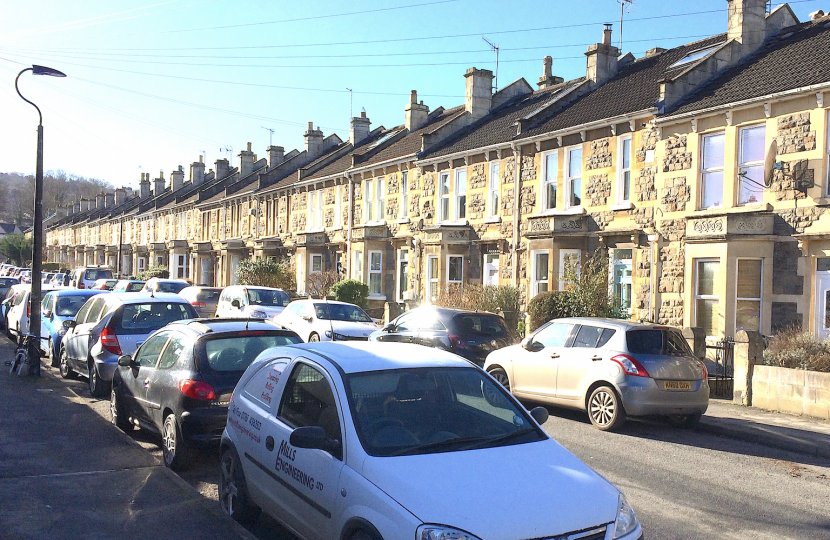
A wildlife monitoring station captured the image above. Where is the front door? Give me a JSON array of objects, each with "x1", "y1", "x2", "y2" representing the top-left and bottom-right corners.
[{"x1": 816, "y1": 272, "x2": 830, "y2": 340}]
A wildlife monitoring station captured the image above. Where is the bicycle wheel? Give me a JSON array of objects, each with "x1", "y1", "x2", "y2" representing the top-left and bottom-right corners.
[{"x1": 14, "y1": 348, "x2": 26, "y2": 376}]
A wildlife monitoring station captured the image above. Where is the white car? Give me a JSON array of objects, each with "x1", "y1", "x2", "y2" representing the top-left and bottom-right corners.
[
  {"x1": 6, "y1": 284, "x2": 57, "y2": 343},
  {"x1": 214, "y1": 285, "x2": 291, "y2": 319},
  {"x1": 271, "y1": 299, "x2": 378, "y2": 342},
  {"x1": 219, "y1": 342, "x2": 643, "y2": 540}
]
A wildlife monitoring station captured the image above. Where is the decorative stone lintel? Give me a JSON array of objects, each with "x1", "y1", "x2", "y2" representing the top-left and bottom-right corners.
[
  {"x1": 685, "y1": 212, "x2": 774, "y2": 240},
  {"x1": 350, "y1": 225, "x2": 388, "y2": 241},
  {"x1": 421, "y1": 225, "x2": 473, "y2": 244},
  {"x1": 296, "y1": 232, "x2": 328, "y2": 246},
  {"x1": 525, "y1": 214, "x2": 588, "y2": 237}
]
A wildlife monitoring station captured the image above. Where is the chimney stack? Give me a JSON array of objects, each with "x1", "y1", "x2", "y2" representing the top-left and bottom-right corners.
[
  {"x1": 810, "y1": 9, "x2": 826, "y2": 20},
  {"x1": 268, "y1": 145, "x2": 285, "y2": 167},
  {"x1": 585, "y1": 24, "x2": 620, "y2": 87},
  {"x1": 115, "y1": 187, "x2": 126, "y2": 206},
  {"x1": 538, "y1": 56, "x2": 565, "y2": 89},
  {"x1": 215, "y1": 158, "x2": 230, "y2": 179},
  {"x1": 105, "y1": 192, "x2": 114, "y2": 208},
  {"x1": 239, "y1": 142, "x2": 255, "y2": 177},
  {"x1": 73, "y1": 201, "x2": 81, "y2": 215},
  {"x1": 171, "y1": 165, "x2": 185, "y2": 191},
  {"x1": 96, "y1": 192, "x2": 105, "y2": 209},
  {"x1": 154, "y1": 171, "x2": 165, "y2": 196},
  {"x1": 464, "y1": 68, "x2": 494, "y2": 121},
  {"x1": 727, "y1": 0, "x2": 768, "y2": 55},
  {"x1": 80, "y1": 198, "x2": 90, "y2": 212},
  {"x1": 56, "y1": 205, "x2": 67, "y2": 218},
  {"x1": 304, "y1": 122, "x2": 324, "y2": 160},
  {"x1": 140, "y1": 173, "x2": 151, "y2": 199},
  {"x1": 350, "y1": 110, "x2": 371, "y2": 145},
  {"x1": 405, "y1": 90, "x2": 430, "y2": 131},
  {"x1": 190, "y1": 156, "x2": 206, "y2": 186}
]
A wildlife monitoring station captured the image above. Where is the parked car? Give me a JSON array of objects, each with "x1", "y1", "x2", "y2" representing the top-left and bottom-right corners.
[
  {"x1": 369, "y1": 307, "x2": 514, "y2": 366},
  {"x1": 214, "y1": 285, "x2": 290, "y2": 319},
  {"x1": 142, "y1": 277, "x2": 190, "y2": 295},
  {"x1": 484, "y1": 318, "x2": 710, "y2": 430},
  {"x1": 6, "y1": 284, "x2": 57, "y2": 344},
  {"x1": 59, "y1": 292, "x2": 198, "y2": 397},
  {"x1": 18, "y1": 269, "x2": 31, "y2": 283},
  {"x1": 178, "y1": 286, "x2": 222, "y2": 318},
  {"x1": 0, "y1": 276, "x2": 20, "y2": 300},
  {"x1": 112, "y1": 279, "x2": 145, "y2": 292},
  {"x1": 91, "y1": 279, "x2": 118, "y2": 291},
  {"x1": 49, "y1": 273, "x2": 68, "y2": 287},
  {"x1": 218, "y1": 342, "x2": 643, "y2": 540},
  {"x1": 40, "y1": 289, "x2": 106, "y2": 365},
  {"x1": 272, "y1": 299, "x2": 377, "y2": 342},
  {"x1": 42, "y1": 272, "x2": 55, "y2": 284},
  {"x1": 70, "y1": 266, "x2": 114, "y2": 289},
  {"x1": 111, "y1": 319, "x2": 302, "y2": 469},
  {"x1": 0, "y1": 285, "x2": 22, "y2": 332}
]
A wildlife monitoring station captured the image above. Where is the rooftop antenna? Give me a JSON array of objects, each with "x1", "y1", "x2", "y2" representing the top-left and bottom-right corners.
[
  {"x1": 220, "y1": 145, "x2": 233, "y2": 160},
  {"x1": 261, "y1": 126, "x2": 275, "y2": 146},
  {"x1": 200, "y1": 150, "x2": 206, "y2": 162},
  {"x1": 618, "y1": 0, "x2": 634, "y2": 51},
  {"x1": 482, "y1": 37, "x2": 499, "y2": 92},
  {"x1": 346, "y1": 87, "x2": 353, "y2": 120}
]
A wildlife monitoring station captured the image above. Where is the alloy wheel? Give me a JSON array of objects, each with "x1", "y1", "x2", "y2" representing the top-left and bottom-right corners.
[
  {"x1": 589, "y1": 388, "x2": 616, "y2": 428},
  {"x1": 220, "y1": 452, "x2": 240, "y2": 517},
  {"x1": 163, "y1": 417, "x2": 177, "y2": 466}
]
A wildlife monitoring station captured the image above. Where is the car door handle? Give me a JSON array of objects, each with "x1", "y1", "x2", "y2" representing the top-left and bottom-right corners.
[
  {"x1": 266, "y1": 436, "x2": 275, "y2": 451},
  {"x1": 591, "y1": 356, "x2": 602, "y2": 361},
  {"x1": 144, "y1": 378, "x2": 150, "y2": 389},
  {"x1": 550, "y1": 353, "x2": 560, "y2": 359}
]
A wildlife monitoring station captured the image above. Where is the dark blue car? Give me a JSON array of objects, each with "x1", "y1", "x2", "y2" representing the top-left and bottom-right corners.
[{"x1": 40, "y1": 289, "x2": 107, "y2": 366}]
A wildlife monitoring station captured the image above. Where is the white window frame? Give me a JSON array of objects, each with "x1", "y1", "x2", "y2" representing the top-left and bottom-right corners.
[
  {"x1": 368, "y1": 250, "x2": 383, "y2": 296},
  {"x1": 364, "y1": 181, "x2": 374, "y2": 222},
  {"x1": 310, "y1": 253, "x2": 323, "y2": 274},
  {"x1": 400, "y1": 171, "x2": 408, "y2": 219},
  {"x1": 427, "y1": 255, "x2": 439, "y2": 304},
  {"x1": 376, "y1": 178, "x2": 385, "y2": 221},
  {"x1": 542, "y1": 150, "x2": 558, "y2": 211},
  {"x1": 447, "y1": 255, "x2": 463, "y2": 288},
  {"x1": 307, "y1": 190, "x2": 316, "y2": 230},
  {"x1": 700, "y1": 131, "x2": 726, "y2": 210},
  {"x1": 530, "y1": 250, "x2": 550, "y2": 297},
  {"x1": 694, "y1": 258, "x2": 720, "y2": 337},
  {"x1": 455, "y1": 169, "x2": 467, "y2": 221},
  {"x1": 397, "y1": 248, "x2": 409, "y2": 302},
  {"x1": 352, "y1": 249, "x2": 363, "y2": 281},
  {"x1": 737, "y1": 124, "x2": 765, "y2": 206},
  {"x1": 565, "y1": 146, "x2": 583, "y2": 209},
  {"x1": 827, "y1": 110, "x2": 830, "y2": 196},
  {"x1": 617, "y1": 135, "x2": 632, "y2": 204},
  {"x1": 483, "y1": 253, "x2": 499, "y2": 286},
  {"x1": 488, "y1": 162, "x2": 499, "y2": 217},
  {"x1": 137, "y1": 257, "x2": 146, "y2": 272},
  {"x1": 335, "y1": 184, "x2": 342, "y2": 229},
  {"x1": 316, "y1": 189, "x2": 323, "y2": 228},
  {"x1": 558, "y1": 249, "x2": 581, "y2": 291},
  {"x1": 439, "y1": 172, "x2": 451, "y2": 222},
  {"x1": 735, "y1": 258, "x2": 763, "y2": 333}
]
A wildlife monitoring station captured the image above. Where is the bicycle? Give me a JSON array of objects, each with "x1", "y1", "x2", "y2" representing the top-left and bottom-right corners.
[{"x1": 6, "y1": 334, "x2": 42, "y2": 376}]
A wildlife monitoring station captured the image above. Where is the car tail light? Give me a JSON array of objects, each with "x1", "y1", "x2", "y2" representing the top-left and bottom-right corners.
[
  {"x1": 26, "y1": 301, "x2": 30, "y2": 318},
  {"x1": 191, "y1": 301, "x2": 206, "y2": 307},
  {"x1": 239, "y1": 330, "x2": 266, "y2": 337},
  {"x1": 100, "y1": 326, "x2": 122, "y2": 355},
  {"x1": 700, "y1": 361, "x2": 708, "y2": 380},
  {"x1": 448, "y1": 334, "x2": 467, "y2": 350},
  {"x1": 179, "y1": 379, "x2": 216, "y2": 401},
  {"x1": 78, "y1": 283, "x2": 85, "y2": 289},
  {"x1": 611, "y1": 354, "x2": 650, "y2": 378}
]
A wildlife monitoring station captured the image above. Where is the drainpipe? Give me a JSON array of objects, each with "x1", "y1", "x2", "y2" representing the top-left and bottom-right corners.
[
  {"x1": 510, "y1": 143, "x2": 522, "y2": 287},
  {"x1": 347, "y1": 175, "x2": 354, "y2": 279},
  {"x1": 412, "y1": 236, "x2": 420, "y2": 304},
  {"x1": 648, "y1": 233, "x2": 660, "y2": 322}
]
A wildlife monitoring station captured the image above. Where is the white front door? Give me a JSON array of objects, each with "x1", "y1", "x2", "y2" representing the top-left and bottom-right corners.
[{"x1": 816, "y1": 273, "x2": 830, "y2": 340}]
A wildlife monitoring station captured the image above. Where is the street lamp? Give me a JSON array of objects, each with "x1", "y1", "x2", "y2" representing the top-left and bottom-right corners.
[{"x1": 15, "y1": 64, "x2": 66, "y2": 377}]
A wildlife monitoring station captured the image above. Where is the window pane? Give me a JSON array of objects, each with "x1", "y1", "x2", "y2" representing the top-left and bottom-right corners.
[
  {"x1": 568, "y1": 149, "x2": 582, "y2": 178},
  {"x1": 535, "y1": 323, "x2": 574, "y2": 348},
  {"x1": 458, "y1": 195, "x2": 466, "y2": 219},
  {"x1": 702, "y1": 171, "x2": 723, "y2": 208},
  {"x1": 739, "y1": 164, "x2": 764, "y2": 205},
  {"x1": 697, "y1": 261, "x2": 718, "y2": 296},
  {"x1": 429, "y1": 259, "x2": 438, "y2": 279},
  {"x1": 279, "y1": 364, "x2": 341, "y2": 443},
  {"x1": 440, "y1": 174, "x2": 450, "y2": 195},
  {"x1": 370, "y1": 252, "x2": 382, "y2": 271},
  {"x1": 546, "y1": 182, "x2": 557, "y2": 210},
  {"x1": 449, "y1": 257, "x2": 463, "y2": 282},
  {"x1": 440, "y1": 198, "x2": 450, "y2": 221},
  {"x1": 545, "y1": 153, "x2": 557, "y2": 181},
  {"x1": 573, "y1": 325, "x2": 604, "y2": 348},
  {"x1": 369, "y1": 273, "x2": 381, "y2": 294},
  {"x1": 571, "y1": 178, "x2": 581, "y2": 207},
  {"x1": 622, "y1": 138, "x2": 631, "y2": 169},
  {"x1": 535, "y1": 253, "x2": 549, "y2": 281},
  {"x1": 696, "y1": 298, "x2": 718, "y2": 336},
  {"x1": 740, "y1": 126, "x2": 765, "y2": 164},
  {"x1": 736, "y1": 300, "x2": 761, "y2": 332},
  {"x1": 737, "y1": 259, "x2": 762, "y2": 299},
  {"x1": 623, "y1": 170, "x2": 631, "y2": 201},
  {"x1": 703, "y1": 133, "x2": 725, "y2": 169},
  {"x1": 158, "y1": 335, "x2": 187, "y2": 370}
]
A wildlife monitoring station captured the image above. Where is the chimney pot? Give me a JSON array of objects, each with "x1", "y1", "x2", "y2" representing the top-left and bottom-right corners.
[
  {"x1": 190, "y1": 158, "x2": 206, "y2": 186},
  {"x1": 602, "y1": 23, "x2": 613, "y2": 46},
  {"x1": 350, "y1": 112, "x2": 371, "y2": 145},
  {"x1": 810, "y1": 9, "x2": 826, "y2": 20},
  {"x1": 304, "y1": 122, "x2": 325, "y2": 160},
  {"x1": 247, "y1": 141, "x2": 252, "y2": 151},
  {"x1": 199, "y1": 155, "x2": 203, "y2": 163},
  {"x1": 537, "y1": 56, "x2": 564, "y2": 89},
  {"x1": 410, "y1": 90, "x2": 418, "y2": 104},
  {"x1": 405, "y1": 90, "x2": 430, "y2": 131},
  {"x1": 268, "y1": 145, "x2": 285, "y2": 167}
]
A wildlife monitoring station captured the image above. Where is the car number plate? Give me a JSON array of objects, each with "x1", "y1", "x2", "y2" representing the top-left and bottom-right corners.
[{"x1": 663, "y1": 380, "x2": 692, "y2": 391}]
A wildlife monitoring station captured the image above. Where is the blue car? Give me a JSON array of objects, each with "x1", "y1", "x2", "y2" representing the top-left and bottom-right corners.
[{"x1": 40, "y1": 289, "x2": 107, "y2": 367}]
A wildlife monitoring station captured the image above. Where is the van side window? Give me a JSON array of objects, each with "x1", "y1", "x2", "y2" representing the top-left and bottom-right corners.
[{"x1": 278, "y1": 362, "x2": 342, "y2": 459}]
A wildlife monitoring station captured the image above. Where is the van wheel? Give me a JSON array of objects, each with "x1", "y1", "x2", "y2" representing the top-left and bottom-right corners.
[
  {"x1": 587, "y1": 386, "x2": 626, "y2": 431},
  {"x1": 219, "y1": 447, "x2": 260, "y2": 525}
]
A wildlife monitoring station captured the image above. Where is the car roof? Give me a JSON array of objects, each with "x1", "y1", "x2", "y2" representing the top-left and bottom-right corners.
[
  {"x1": 168, "y1": 318, "x2": 293, "y2": 335},
  {"x1": 549, "y1": 317, "x2": 679, "y2": 331},
  {"x1": 48, "y1": 289, "x2": 101, "y2": 296},
  {"x1": 281, "y1": 342, "x2": 475, "y2": 374},
  {"x1": 102, "y1": 292, "x2": 189, "y2": 305},
  {"x1": 295, "y1": 299, "x2": 360, "y2": 307},
  {"x1": 228, "y1": 285, "x2": 283, "y2": 291},
  {"x1": 148, "y1": 278, "x2": 188, "y2": 283}
]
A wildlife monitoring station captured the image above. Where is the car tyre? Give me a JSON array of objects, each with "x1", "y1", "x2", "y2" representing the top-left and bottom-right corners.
[
  {"x1": 667, "y1": 413, "x2": 702, "y2": 429},
  {"x1": 308, "y1": 332, "x2": 320, "y2": 342},
  {"x1": 488, "y1": 367, "x2": 511, "y2": 392},
  {"x1": 350, "y1": 530, "x2": 378, "y2": 540},
  {"x1": 162, "y1": 413, "x2": 190, "y2": 470},
  {"x1": 48, "y1": 338, "x2": 58, "y2": 368},
  {"x1": 219, "y1": 447, "x2": 260, "y2": 525},
  {"x1": 587, "y1": 385, "x2": 626, "y2": 431},
  {"x1": 88, "y1": 361, "x2": 108, "y2": 398},
  {"x1": 59, "y1": 348, "x2": 75, "y2": 379},
  {"x1": 111, "y1": 386, "x2": 134, "y2": 432}
]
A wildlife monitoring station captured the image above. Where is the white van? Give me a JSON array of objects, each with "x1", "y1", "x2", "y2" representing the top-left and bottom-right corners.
[{"x1": 214, "y1": 286, "x2": 290, "y2": 319}]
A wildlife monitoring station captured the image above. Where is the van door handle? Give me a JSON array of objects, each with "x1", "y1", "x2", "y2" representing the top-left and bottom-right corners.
[
  {"x1": 591, "y1": 356, "x2": 602, "y2": 361},
  {"x1": 550, "y1": 353, "x2": 560, "y2": 359},
  {"x1": 266, "y1": 436, "x2": 275, "y2": 451}
]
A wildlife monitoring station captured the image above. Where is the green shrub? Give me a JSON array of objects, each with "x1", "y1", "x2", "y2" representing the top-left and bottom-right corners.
[
  {"x1": 330, "y1": 279, "x2": 369, "y2": 308},
  {"x1": 236, "y1": 257, "x2": 295, "y2": 290},
  {"x1": 136, "y1": 264, "x2": 169, "y2": 281},
  {"x1": 763, "y1": 327, "x2": 830, "y2": 373},
  {"x1": 527, "y1": 291, "x2": 579, "y2": 331}
]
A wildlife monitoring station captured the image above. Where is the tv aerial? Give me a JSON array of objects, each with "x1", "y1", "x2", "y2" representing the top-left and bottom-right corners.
[
  {"x1": 261, "y1": 126, "x2": 275, "y2": 146},
  {"x1": 482, "y1": 37, "x2": 499, "y2": 92}
]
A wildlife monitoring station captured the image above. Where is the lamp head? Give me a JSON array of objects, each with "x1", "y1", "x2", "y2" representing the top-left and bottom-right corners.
[{"x1": 32, "y1": 65, "x2": 66, "y2": 77}]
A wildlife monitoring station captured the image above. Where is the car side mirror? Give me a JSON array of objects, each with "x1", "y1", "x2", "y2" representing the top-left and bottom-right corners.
[
  {"x1": 43, "y1": 309, "x2": 52, "y2": 319},
  {"x1": 530, "y1": 406, "x2": 549, "y2": 425},
  {"x1": 290, "y1": 426, "x2": 341, "y2": 454},
  {"x1": 302, "y1": 316, "x2": 313, "y2": 323},
  {"x1": 231, "y1": 299, "x2": 241, "y2": 308},
  {"x1": 382, "y1": 323, "x2": 394, "y2": 332},
  {"x1": 522, "y1": 337, "x2": 544, "y2": 352},
  {"x1": 117, "y1": 354, "x2": 134, "y2": 367},
  {"x1": 62, "y1": 319, "x2": 76, "y2": 329}
]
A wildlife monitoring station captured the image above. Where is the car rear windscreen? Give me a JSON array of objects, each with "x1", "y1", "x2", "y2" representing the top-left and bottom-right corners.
[
  {"x1": 452, "y1": 314, "x2": 509, "y2": 338},
  {"x1": 86, "y1": 269, "x2": 113, "y2": 281},
  {"x1": 202, "y1": 333, "x2": 301, "y2": 372},
  {"x1": 127, "y1": 282, "x2": 144, "y2": 292},
  {"x1": 55, "y1": 295, "x2": 92, "y2": 317},
  {"x1": 626, "y1": 329, "x2": 693, "y2": 356},
  {"x1": 114, "y1": 302, "x2": 194, "y2": 334},
  {"x1": 157, "y1": 281, "x2": 188, "y2": 293},
  {"x1": 197, "y1": 290, "x2": 221, "y2": 303}
]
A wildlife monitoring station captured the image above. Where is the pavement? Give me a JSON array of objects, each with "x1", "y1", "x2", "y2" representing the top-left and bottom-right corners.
[{"x1": 0, "y1": 346, "x2": 257, "y2": 540}]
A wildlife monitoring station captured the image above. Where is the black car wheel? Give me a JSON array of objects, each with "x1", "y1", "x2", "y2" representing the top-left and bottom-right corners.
[
  {"x1": 162, "y1": 413, "x2": 190, "y2": 470},
  {"x1": 111, "y1": 387, "x2": 134, "y2": 432},
  {"x1": 59, "y1": 348, "x2": 75, "y2": 379},
  {"x1": 88, "y1": 361, "x2": 107, "y2": 398},
  {"x1": 219, "y1": 448, "x2": 260, "y2": 525}
]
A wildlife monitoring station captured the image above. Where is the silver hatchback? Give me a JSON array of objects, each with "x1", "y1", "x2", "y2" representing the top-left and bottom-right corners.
[{"x1": 484, "y1": 318, "x2": 709, "y2": 430}]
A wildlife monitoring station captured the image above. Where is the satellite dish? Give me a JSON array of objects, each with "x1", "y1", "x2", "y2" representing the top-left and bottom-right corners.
[{"x1": 764, "y1": 139, "x2": 778, "y2": 186}]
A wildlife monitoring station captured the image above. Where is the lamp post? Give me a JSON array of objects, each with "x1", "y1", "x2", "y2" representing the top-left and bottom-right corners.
[{"x1": 15, "y1": 64, "x2": 66, "y2": 377}]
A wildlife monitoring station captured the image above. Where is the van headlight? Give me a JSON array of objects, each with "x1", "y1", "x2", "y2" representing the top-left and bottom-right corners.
[
  {"x1": 613, "y1": 493, "x2": 639, "y2": 538},
  {"x1": 417, "y1": 525, "x2": 481, "y2": 540}
]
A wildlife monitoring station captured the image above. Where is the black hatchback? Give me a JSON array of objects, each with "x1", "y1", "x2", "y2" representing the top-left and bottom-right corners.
[
  {"x1": 110, "y1": 319, "x2": 302, "y2": 469},
  {"x1": 369, "y1": 307, "x2": 515, "y2": 366}
]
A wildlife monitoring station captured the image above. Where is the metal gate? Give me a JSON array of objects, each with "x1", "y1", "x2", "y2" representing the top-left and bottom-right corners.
[{"x1": 705, "y1": 337, "x2": 734, "y2": 398}]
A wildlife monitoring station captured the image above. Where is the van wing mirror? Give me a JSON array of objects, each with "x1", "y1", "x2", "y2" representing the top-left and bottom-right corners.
[
  {"x1": 231, "y1": 299, "x2": 241, "y2": 308},
  {"x1": 290, "y1": 426, "x2": 341, "y2": 455},
  {"x1": 62, "y1": 319, "x2": 76, "y2": 329}
]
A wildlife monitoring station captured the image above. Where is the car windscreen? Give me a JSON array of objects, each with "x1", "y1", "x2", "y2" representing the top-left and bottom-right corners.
[
  {"x1": 626, "y1": 329, "x2": 694, "y2": 356},
  {"x1": 247, "y1": 289, "x2": 290, "y2": 307},
  {"x1": 86, "y1": 269, "x2": 113, "y2": 281},
  {"x1": 200, "y1": 332, "x2": 301, "y2": 372},
  {"x1": 346, "y1": 367, "x2": 545, "y2": 457},
  {"x1": 127, "y1": 282, "x2": 145, "y2": 292},
  {"x1": 114, "y1": 302, "x2": 195, "y2": 334},
  {"x1": 452, "y1": 314, "x2": 509, "y2": 339},
  {"x1": 196, "y1": 290, "x2": 221, "y2": 304},
  {"x1": 157, "y1": 281, "x2": 188, "y2": 293},
  {"x1": 55, "y1": 295, "x2": 93, "y2": 317},
  {"x1": 313, "y1": 303, "x2": 372, "y2": 322}
]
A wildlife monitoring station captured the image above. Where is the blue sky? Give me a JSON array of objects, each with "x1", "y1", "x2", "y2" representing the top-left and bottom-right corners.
[{"x1": 0, "y1": 0, "x2": 824, "y2": 189}]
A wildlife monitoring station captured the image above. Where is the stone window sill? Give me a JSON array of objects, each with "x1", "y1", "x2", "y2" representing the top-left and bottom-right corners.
[
  {"x1": 397, "y1": 217, "x2": 411, "y2": 224},
  {"x1": 367, "y1": 294, "x2": 387, "y2": 301},
  {"x1": 691, "y1": 203, "x2": 772, "y2": 217},
  {"x1": 363, "y1": 220, "x2": 387, "y2": 227},
  {"x1": 538, "y1": 207, "x2": 586, "y2": 217},
  {"x1": 483, "y1": 216, "x2": 501, "y2": 224},
  {"x1": 611, "y1": 202, "x2": 634, "y2": 211}
]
